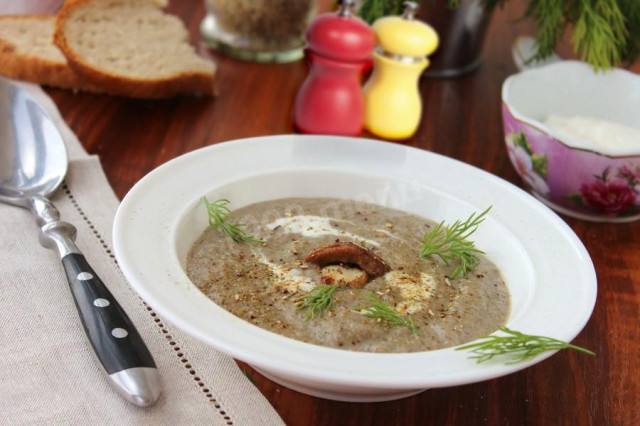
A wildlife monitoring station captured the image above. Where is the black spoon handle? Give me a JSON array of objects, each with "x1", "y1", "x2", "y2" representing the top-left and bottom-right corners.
[
  {"x1": 62, "y1": 253, "x2": 155, "y2": 372},
  {"x1": 61, "y1": 253, "x2": 161, "y2": 406},
  {"x1": 31, "y1": 195, "x2": 160, "y2": 406}
]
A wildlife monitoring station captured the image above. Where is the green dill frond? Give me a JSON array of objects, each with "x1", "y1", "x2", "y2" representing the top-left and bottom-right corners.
[
  {"x1": 356, "y1": 293, "x2": 417, "y2": 334},
  {"x1": 243, "y1": 369, "x2": 256, "y2": 382},
  {"x1": 570, "y1": 0, "x2": 627, "y2": 70},
  {"x1": 297, "y1": 285, "x2": 340, "y2": 320},
  {"x1": 526, "y1": 0, "x2": 566, "y2": 62},
  {"x1": 456, "y1": 326, "x2": 595, "y2": 364},
  {"x1": 203, "y1": 197, "x2": 264, "y2": 244},
  {"x1": 420, "y1": 207, "x2": 491, "y2": 279},
  {"x1": 525, "y1": 0, "x2": 634, "y2": 70}
]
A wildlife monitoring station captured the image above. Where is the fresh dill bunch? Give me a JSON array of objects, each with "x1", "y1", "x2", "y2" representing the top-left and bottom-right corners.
[
  {"x1": 297, "y1": 285, "x2": 340, "y2": 320},
  {"x1": 420, "y1": 207, "x2": 491, "y2": 279},
  {"x1": 525, "y1": 0, "x2": 639, "y2": 70},
  {"x1": 456, "y1": 326, "x2": 595, "y2": 364},
  {"x1": 203, "y1": 197, "x2": 264, "y2": 244},
  {"x1": 356, "y1": 293, "x2": 417, "y2": 335}
]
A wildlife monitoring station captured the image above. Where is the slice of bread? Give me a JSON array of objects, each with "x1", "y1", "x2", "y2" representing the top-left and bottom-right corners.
[
  {"x1": 54, "y1": 0, "x2": 216, "y2": 98},
  {"x1": 0, "y1": 15, "x2": 96, "y2": 91}
]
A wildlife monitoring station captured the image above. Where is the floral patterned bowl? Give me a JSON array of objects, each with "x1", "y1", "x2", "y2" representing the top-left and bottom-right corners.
[{"x1": 502, "y1": 61, "x2": 640, "y2": 222}]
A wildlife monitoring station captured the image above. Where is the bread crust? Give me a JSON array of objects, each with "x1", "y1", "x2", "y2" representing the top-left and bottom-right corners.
[
  {"x1": 0, "y1": 14, "x2": 97, "y2": 91},
  {"x1": 54, "y1": 0, "x2": 216, "y2": 98}
]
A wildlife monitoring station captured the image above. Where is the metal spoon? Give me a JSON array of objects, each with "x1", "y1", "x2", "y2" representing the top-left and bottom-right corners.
[{"x1": 0, "y1": 77, "x2": 161, "y2": 407}]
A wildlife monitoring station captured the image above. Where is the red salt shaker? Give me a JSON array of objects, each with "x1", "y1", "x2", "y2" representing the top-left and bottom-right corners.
[{"x1": 293, "y1": 0, "x2": 375, "y2": 136}]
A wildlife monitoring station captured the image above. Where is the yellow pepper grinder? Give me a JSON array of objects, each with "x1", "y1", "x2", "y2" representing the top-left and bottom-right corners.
[{"x1": 363, "y1": 2, "x2": 438, "y2": 140}]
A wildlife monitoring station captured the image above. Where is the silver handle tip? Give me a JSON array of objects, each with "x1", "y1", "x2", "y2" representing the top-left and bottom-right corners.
[{"x1": 109, "y1": 367, "x2": 162, "y2": 407}]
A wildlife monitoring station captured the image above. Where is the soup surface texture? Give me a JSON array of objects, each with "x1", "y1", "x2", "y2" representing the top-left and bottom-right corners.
[{"x1": 187, "y1": 198, "x2": 510, "y2": 353}]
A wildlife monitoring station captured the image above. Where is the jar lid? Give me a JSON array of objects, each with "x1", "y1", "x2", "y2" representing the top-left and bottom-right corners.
[
  {"x1": 373, "y1": 2, "x2": 438, "y2": 58},
  {"x1": 306, "y1": 0, "x2": 375, "y2": 62}
]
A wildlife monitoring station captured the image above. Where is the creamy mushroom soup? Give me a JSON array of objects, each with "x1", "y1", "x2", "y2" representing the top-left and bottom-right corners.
[{"x1": 187, "y1": 198, "x2": 510, "y2": 353}]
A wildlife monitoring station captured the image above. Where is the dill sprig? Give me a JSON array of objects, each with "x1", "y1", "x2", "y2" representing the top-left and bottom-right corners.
[
  {"x1": 456, "y1": 327, "x2": 595, "y2": 364},
  {"x1": 242, "y1": 369, "x2": 256, "y2": 383},
  {"x1": 297, "y1": 285, "x2": 340, "y2": 320},
  {"x1": 203, "y1": 197, "x2": 264, "y2": 244},
  {"x1": 420, "y1": 207, "x2": 491, "y2": 279},
  {"x1": 356, "y1": 293, "x2": 417, "y2": 335}
]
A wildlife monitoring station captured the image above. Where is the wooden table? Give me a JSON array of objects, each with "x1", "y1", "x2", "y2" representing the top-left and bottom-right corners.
[{"x1": 6, "y1": 1, "x2": 639, "y2": 425}]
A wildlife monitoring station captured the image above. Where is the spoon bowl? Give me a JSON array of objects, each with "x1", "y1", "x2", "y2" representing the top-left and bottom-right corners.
[{"x1": 0, "y1": 79, "x2": 67, "y2": 206}]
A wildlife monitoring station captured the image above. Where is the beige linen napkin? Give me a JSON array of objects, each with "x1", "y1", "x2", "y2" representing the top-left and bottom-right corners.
[{"x1": 0, "y1": 83, "x2": 285, "y2": 425}]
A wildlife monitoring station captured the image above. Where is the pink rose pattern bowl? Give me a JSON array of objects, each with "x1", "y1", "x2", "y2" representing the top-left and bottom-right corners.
[{"x1": 502, "y1": 104, "x2": 640, "y2": 222}]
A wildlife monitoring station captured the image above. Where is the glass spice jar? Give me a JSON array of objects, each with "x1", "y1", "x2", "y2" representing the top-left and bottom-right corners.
[{"x1": 201, "y1": 0, "x2": 317, "y2": 63}]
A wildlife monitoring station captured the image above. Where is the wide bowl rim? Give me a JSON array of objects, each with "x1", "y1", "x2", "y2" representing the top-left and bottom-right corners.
[{"x1": 113, "y1": 135, "x2": 597, "y2": 391}]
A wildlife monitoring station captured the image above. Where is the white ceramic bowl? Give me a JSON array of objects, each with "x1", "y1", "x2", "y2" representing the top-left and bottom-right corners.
[
  {"x1": 113, "y1": 135, "x2": 597, "y2": 402},
  {"x1": 502, "y1": 60, "x2": 640, "y2": 222}
]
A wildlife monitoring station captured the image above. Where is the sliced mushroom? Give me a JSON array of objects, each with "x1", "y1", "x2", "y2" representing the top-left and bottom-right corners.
[
  {"x1": 305, "y1": 242, "x2": 391, "y2": 278},
  {"x1": 320, "y1": 265, "x2": 368, "y2": 288}
]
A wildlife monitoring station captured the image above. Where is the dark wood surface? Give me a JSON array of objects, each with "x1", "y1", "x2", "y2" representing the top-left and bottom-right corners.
[{"x1": 4, "y1": 1, "x2": 639, "y2": 425}]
